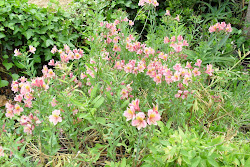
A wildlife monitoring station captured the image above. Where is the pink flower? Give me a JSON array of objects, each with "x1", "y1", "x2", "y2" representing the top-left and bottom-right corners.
[
  {"x1": 23, "y1": 124, "x2": 34, "y2": 134},
  {"x1": 175, "y1": 15, "x2": 180, "y2": 22},
  {"x1": 132, "y1": 112, "x2": 147, "y2": 130},
  {"x1": 129, "y1": 99, "x2": 140, "y2": 111},
  {"x1": 14, "y1": 49, "x2": 22, "y2": 56},
  {"x1": 152, "y1": 0, "x2": 159, "y2": 7},
  {"x1": 182, "y1": 40, "x2": 189, "y2": 46},
  {"x1": 20, "y1": 83, "x2": 32, "y2": 95},
  {"x1": 177, "y1": 35, "x2": 183, "y2": 41},
  {"x1": 170, "y1": 36, "x2": 176, "y2": 42},
  {"x1": 158, "y1": 52, "x2": 168, "y2": 61},
  {"x1": 47, "y1": 69, "x2": 55, "y2": 78},
  {"x1": 172, "y1": 44, "x2": 183, "y2": 53},
  {"x1": 173, "y1": 63, "x2": 182, "y2": 71},
  {"x1": 49, "y1": 110, "x2": 62, "y2": 125},
  {"x1": 6, "y1": 109, "x2": 14, "y2": 119},
  {"x1": 0, "y1": 146, "x2": 4, "y2": 157},
  {"x1": 123, "y1": 107, "x2": 135, "y2": 121},
  {"x1": 19, "y1": 77, "x2": 27, "y2": 83},
  {"x1": 29, "y1": 45, "x2": 36, "y2": 54},
  {"x1": 20, "y1": 115, "x2": 31, "y2": 126},
  {"x1": 164, "y1": 36, "x2": 170, "y2": 43},
  {"x1": 185, "y1": 62, "x2": 192, "y2": 69},
  {"x1": 153, "y1": 74, "x2": 162, "y2": 84},
  {"x1": 48, "y1": 59, "x2": 55, "y2": 66},
  {"x1": 194, "y1": 59, "x2": 202, "y2": 67},
  {"x1": 183, "y1": 75, "x2": 191, "y2": 86},
  {"x1": 120, "y1": 89, "x2": 129, "y2": 99},
  {"x1": 209, "y1": 26, "x2": 216, "y2": 33},
  {"x1": 192, "y1": 68, "x2": 201, "y2": 76},
  {"x1": 74, "y1": 53, "x2": 82, "y2": 59},
  {"x1": 29, "y1": 113, "x2": 41, "y2": 125},
  {"x1": 11, "y1": 84, "x2": 19, "y2": 93},
  {"x1": 165, "y1": 10, "x2": 171, "y2": 16},
  {"x1": 129, "y1": 20, "x2": 134, "y2": 26},
  {"x1": 51, "y1": 46, "x2": 57, "y2": 54},
  {"x1": 147, "y1": 109, "x2": 161, "y2": 125},
  {"x1": 172, "y1": 71, "x2": 180, "y2": 82},
  {"x1": 124, "y1": 64, "x2": 133, "y2": 73},
  {"x1": 113, "y1": 44, "x2": 121, "y2": 52},
  {"x1": 51, "y1": 97, "x2": 58, "y2": 107},
  {"x1": 14, "y1": 94, "x2": 23, "y2": 102},
  {"x1": 13, "y1": 104, "x2": 23, "y2": 115},
  {"x1": 205, "y1": 64, "x2": 214, "y2": 76},
  {"x1": 175, "y1": 90, "x2": 183, "y2": 98},
  {"x1": 5, "y1": 102, "x2": 14, "y2": 110},
  {"x1": 225, "y1": 23, "x2": 232, "y2": 33}
]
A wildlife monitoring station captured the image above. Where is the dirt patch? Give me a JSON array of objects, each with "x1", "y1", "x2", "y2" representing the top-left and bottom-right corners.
[{"x1": 28, "y1": 0, "x2": 73, "y2": 8}]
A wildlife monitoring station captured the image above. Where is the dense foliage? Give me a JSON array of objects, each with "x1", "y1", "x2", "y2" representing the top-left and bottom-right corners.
[{"x1": 0, "y1": 0, "x2": 249, "y2": 166}]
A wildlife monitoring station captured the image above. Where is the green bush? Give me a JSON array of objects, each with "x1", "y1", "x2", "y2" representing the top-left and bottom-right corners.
[{"x1": 0, "y1": 0, "x2": 84, "y2": 87}]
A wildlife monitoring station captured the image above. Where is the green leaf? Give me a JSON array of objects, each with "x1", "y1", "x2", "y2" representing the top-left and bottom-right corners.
[
  {"x1": 33, "y1": 55, "x2": 41, "y2": 63},
  {"x1": 78, "y1": 113, "x2": 92, "y2": 121},
  {"x1": 45, "y1": 39, "x2": 54, "y2": 47},
  {"x1": 94, "y1": 97, "x2": 104, "y2": 108},
  {"x1": 246, "y1": 157, "x2": 250, "y2": 166},
  {"x1": 120, "y1": 158, "x2": 127, "y2": 167},
  {"x1": 11, "y1": 74, "x2": 19, "y2": 80},
  {"x1": 13, "y1": 60, "x2": 25, "y2": 69},
  {"x1": 0, "y1": 1, "x2": 4, "y2": 6},
  {"x1": 191, "y1": 156, "x2": 201, "y2": 167},
  {"x1": 25, "y1": 29, "x2": 34, "y2": 40},
  {"x1": 90, "y1": 84, "x2": 99, "y2": 99},
  {"x1": 207, "y1": 157, "x2": 219, "y2": 167},
  {"x1": 96, "y1": 117, "x2": 106, "y2": 125},
  {"x1": 121, "y1": 99, "x2": 130, "y2": 109},
  {"x1": 105, "y1": 91, "x2": 113, "y2": 100},
  {"x1": 91, "y1": 95, "x2": 102, "y2": 105},
  {"x1": 0, "y1": 32, "x2": 6, "y2": 39},
  {"x1": 45, "y1": 54, "x2": 52, "y2": 61},
  {"x1": 210, "y1": 136, "x2": 224, "y2": 146},
  {"x1": 0, "y1": 80, "x2": 9, "y2": 87},
  {"x1": 2, "y1": 60, "x2": 13, "y2": 70}
]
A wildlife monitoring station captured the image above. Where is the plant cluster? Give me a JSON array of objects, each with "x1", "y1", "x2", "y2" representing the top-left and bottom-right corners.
[
  {"x1": 0, "y1": 0, "x2": 85, "y2": 88},
  {"x1": 0, "y1": 0, "x2": 249, "y2": 166}
]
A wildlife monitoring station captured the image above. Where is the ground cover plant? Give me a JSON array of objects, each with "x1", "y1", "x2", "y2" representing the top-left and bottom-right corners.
[{"x1": 0, "y1": 0, "x2": 250, "y2": 166}]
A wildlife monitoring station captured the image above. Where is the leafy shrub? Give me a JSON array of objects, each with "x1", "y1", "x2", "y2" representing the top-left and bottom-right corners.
[
  {"x1": 0, "y1": 0, "x2": 83, "y2": 87},
  {"x1": 143, "y1": 125, "x2": 250, "y2": 167},
  {"x1": 0, "y1": 0, "x2": 249, "y2": 166}
]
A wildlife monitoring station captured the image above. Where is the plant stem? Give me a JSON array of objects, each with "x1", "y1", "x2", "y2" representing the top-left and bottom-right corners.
[{"x1": 135, "y1": 129, "x2": 142, "y2": 164}]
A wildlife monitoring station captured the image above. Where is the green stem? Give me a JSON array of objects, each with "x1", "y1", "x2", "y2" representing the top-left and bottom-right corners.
[{"x1": 135, "y1": 130, "x2": 142, "y2": 163}]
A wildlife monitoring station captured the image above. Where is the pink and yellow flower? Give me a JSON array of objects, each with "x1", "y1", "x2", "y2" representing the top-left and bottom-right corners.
[
  {"x1": 29, "y1": 45, "x2": 36, "y2": 54},
  {"x1": 132, "y1": 112, "x2": 147, "y2": 130},
  {"x1": 13, "y1": 104, "x2": 23, "y2": 115},
  {"x1": 49, "y1": 110, "x2": 62, "y2": 125},
  {"x1": 123, "y1": 107, "x2": 135, "y2": 121},
  {"x1": 147, "y1": 109, "x2": 161, "y2": 125},
  {"x1": 129, "y1": 99, "x2": 140, "y2": 111}
]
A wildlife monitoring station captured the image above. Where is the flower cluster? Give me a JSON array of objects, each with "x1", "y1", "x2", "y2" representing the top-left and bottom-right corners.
[
  {"x1": 120, "y1": 82, "x2": 134, "y2": 99},
  {"x1": 138, "y1": 0, "x2": 159, "y2": 7},
  {"x1": 209, "y1": 22, "x2": 232, "y2": 33},
  {"x1": 50, "y1": 44, "x2": 84, "y2": 63},
  {"x1": 20, "y1": 113, "x2": 41, "y2": 134},
  {"x1": 123, "y1": 99, "x2": 161, "y2": 130},
  {"x1": 164, "y1": 35, "x2": 189, "y2": 53}
]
